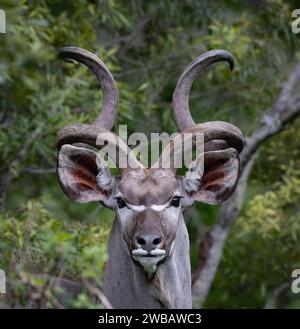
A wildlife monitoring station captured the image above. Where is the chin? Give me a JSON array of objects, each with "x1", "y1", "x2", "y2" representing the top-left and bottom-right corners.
[
  {"x1": 131, "y1": 248, "x2": 167, "y2": 276},
  {"x1": 133, "y1": 254, "x2": 166, "y2": 275}
]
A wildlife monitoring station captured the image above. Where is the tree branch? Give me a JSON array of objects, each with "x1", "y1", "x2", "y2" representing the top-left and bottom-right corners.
[
  {"x1": 192, "y1": 61, "x2": 300, "y2": 307},
  {"x1": 81, "y1": 278, "x2": 113, "y2": 309},
  {"x1": 192, "y1": 151, "x2": 258, "y2": 306},
  {"x1": 264, "y1": 282, "x2": 291, "y2": 309}
]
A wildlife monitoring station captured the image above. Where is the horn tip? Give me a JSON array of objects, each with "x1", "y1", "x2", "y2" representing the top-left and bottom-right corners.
[
  {"x1": 211, "y1": 49, "x2": 235, "y2": 71},
  {"x1": 58, "y1": 46, "x2": 82, "y2": 63},
  {"x1": 218, "y1": 49, "x2": 235, "y2": 71}
]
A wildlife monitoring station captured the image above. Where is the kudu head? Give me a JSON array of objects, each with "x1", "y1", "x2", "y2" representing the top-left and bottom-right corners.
[{"x1": 57, "y1": 47, "x2": 244, "y2": 275}]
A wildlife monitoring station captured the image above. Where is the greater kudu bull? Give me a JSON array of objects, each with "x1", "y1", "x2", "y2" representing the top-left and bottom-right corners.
[{"x1": 57, "y1": 47, "x2": 244, "y2": 308}]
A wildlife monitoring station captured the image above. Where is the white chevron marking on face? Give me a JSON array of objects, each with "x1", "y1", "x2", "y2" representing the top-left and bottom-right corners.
[
  {"x1": 150, "y1": 203, "x2": 168, "y2": 211},
  {"x1": 126, "y1": 202, "x2": 169, "y2": 212},
  {"x1": 122, "y1": 192, "x2": 182, "y2": 212},
  {"x1": 127, "y1": 204, "x2": 146, "y2": 212}
]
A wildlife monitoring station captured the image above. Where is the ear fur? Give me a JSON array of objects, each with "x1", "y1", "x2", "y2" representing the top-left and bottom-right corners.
[
  {"x1": 183, "y1": 148, "x2": 239, "y2": 205},
  {"x1": 57, "y1": 144, "x2": 114, "y2": 203}
]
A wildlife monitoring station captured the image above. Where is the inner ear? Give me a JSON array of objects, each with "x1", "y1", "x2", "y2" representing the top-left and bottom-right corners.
[
  {"x1": 58, "y1": 144, "x2": 114, "y2": 203},
  {"x1": 183, "y1": 148, "x2": 240, "y2": 205}
]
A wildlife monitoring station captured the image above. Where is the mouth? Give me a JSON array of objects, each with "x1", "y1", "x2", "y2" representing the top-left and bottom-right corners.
[
  {"x1": 132, "y1": 248, "x2": 166, "y2": 257},
  {"x1": 131, "y1": 248, "x2": 166, "y2": 275}
]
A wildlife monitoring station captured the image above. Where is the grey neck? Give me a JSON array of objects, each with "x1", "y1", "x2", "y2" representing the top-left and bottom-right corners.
[{"x1": 103, "y1": 214, "x2": 192, "y2": 309}]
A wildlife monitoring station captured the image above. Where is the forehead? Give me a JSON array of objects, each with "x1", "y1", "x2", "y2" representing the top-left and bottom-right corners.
[{"x1": 118, "y1": 168, "x2": 178, "y2": 205}]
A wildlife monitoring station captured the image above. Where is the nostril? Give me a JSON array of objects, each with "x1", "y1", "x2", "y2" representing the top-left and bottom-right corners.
[
  {"x1": 136, "y1": 237, "x2": 146, "y2": 245},
  {"x1": 153, "y1": 237, "x2": 162, "y2": 245},
  {"x1": 135, "y1": 235, "x2": 163, "y2": 251}
]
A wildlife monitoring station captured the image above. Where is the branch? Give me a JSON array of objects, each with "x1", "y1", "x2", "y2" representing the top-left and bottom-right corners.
[
  {"x1": 264, "y1": 282, "x2": 291, "y2": 309},
  {"x1": 192, "y1": 61, "x2": 300, "y2": 307},
  {"x1": 192, "y1": 152, "x2": 258, "y2": 306},
  {"x1": 81, "y1": 278, "x2": 113, "y2": 309}
]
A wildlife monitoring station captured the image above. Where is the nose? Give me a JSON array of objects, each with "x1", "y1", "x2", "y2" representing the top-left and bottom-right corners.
[{"x1": 135, "y1": 234, "x2": 162, "y2": 252}]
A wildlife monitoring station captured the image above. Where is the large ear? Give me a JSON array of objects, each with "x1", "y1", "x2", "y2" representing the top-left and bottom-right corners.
[
  {"x1": 57, "y1": 144, "x2": 115, "y2": 203},
  {"x1": 183, "y1": 148, "x2": 239, "y2": 205}
]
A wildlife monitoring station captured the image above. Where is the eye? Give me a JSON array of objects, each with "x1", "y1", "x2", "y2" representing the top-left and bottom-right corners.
[
  {"x1": 115, "y1": 196, "x2": 126, "y2": 209},
  {"x1": 171, "y1": 196, "x2": 181, "y2": 207}
]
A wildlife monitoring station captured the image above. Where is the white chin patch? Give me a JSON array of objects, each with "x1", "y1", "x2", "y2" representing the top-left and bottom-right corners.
[{"x1": 132, "y1": 249, "x2": 166, "y2": 275}]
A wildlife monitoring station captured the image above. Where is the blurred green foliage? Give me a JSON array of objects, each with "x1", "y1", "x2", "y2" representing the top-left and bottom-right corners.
[
  {"x1": 206, "y1": 161, "x2": 300, "y2": 308},
  {"x1": 0, "y1": 198, "x2": 109, "y2": 308},
  {"x1": 0, "y1": 0, "x2": 299, "y2": 308}
]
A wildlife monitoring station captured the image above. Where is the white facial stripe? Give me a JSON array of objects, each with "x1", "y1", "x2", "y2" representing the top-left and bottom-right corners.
[
  {"x1": 150, "y1": 191, "x2": 182, "y2": 211},
  {"x1": 123, "y1": 202, "x2": 179, "y2": 212},
  {"x1": 127, "y1": 202, "x2": 168, "y2": 212},
  {"x1": 117, "y1": 191, "x2": 182, "y2": 212},
  {"x1": 150, "y1": 203, "x2": 168, "y2": 211},
  {"x1": 127, "y1": 203, "x2": 146, "y2": 212}
]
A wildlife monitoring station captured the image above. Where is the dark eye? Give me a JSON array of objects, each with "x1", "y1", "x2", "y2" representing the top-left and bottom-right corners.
[
  {"x1": 115, "y1": 197, "x2": 126, "y2": 209},
  {"x1": 171, "y1": 196, "x2": 181, "y2": 207}
]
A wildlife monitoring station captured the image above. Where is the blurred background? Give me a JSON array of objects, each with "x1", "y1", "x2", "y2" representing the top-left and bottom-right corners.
[{"x1": 0, "y1": 0, "x2": 300, "y2": 308}]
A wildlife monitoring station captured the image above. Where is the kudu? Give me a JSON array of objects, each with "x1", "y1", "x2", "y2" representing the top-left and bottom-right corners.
[{"x1": 57, "y1": 47, "x2": 244, "y2": 308}]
